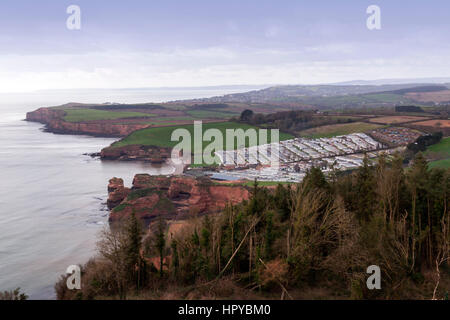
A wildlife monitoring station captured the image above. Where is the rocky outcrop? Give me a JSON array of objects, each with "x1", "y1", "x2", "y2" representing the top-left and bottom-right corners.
[
  {"x1": 108, "y1": 174, "x2": 250, "y2": 222},
  {"x1": 26, "y1": 107, "x2": 65, "y2": 123},
  {"x1": 101, "y1": 145, "x2": 171, "y2": 163},
  {"x1": 107, "y1": 178, "x2": 131, "y2": 209},
  {"x1": 26, "y1": 107, "x2": 150, "y2": 137}
]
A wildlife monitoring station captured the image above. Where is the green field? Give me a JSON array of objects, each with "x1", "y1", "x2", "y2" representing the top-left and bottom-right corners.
[
  {"x1": 299, "y1": 122, "x2": 383, "y2": 138},
  {"x1": 111, "y1": 121, "x2": 293, "y2": 153},
  {"x1": 63, "y1": 109, "x2": 155, "y2": 122},
  {"x1": 143, "y1": 116, "x2": 197, "y2": 126},
  {"x1": 426, "y1": 137, "x2": 450, "y2": 156},
  {"x1": 426, "y1": 137, "x2": 450, "y2": 168},
  {"x1": 429, "y1": 159, "x2": 450, "y2": 169}
]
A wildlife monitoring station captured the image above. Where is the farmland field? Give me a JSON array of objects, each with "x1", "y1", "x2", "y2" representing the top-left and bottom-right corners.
[
  {"x1": 63, "y1": 108, "x2": 155, "y2": 122},
  {"x1": 298, "y1": 122, "x2": 383, "y2": 138},
  {"x1": 369, "y1": 115, "x2": 429, "y2": 124},
  {"x1": 413, "y1": 119, "x2": 450, "y2": 128},
  {"x1": 111, "y1": 121, "x2": 293, "y2": 152},
  {"x1": 406, "y1": 90, "x2": 450, "y2": 103}
]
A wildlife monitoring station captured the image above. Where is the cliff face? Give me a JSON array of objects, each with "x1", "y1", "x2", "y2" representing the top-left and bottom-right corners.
[
  {"x1": 107, "y1": 177, "x2": 131, "y2": 209},
  {"x1": 108, "y1": 174, "x2": 250, "y2": 222},
  {"x1": 26, "y1": 107, "x2": 150, "y2": 137},
  {"x1": 26, "y1": 107, "x2": 65, "y2": 123}
]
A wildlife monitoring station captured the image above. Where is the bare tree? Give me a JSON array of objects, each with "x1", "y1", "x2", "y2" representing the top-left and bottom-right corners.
[
  {"x1": 432, "y1": 209, "x2": 450, "y2": 300},
  {"x1": 97, "y1": 226, "x2": 129, "y2": 299}
]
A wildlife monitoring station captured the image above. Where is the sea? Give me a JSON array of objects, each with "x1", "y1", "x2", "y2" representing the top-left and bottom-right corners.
[{"x1": 0, "y1": 86, "x2": 265, "y2": 299}]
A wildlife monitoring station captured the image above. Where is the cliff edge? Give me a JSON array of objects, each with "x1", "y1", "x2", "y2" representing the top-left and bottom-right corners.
[
  {"x1": 26, "y1": 107, "x2": 150, "y2": 137},
  {"x1": 107, "y1": 174, "x2": 250, "y2": 222}
]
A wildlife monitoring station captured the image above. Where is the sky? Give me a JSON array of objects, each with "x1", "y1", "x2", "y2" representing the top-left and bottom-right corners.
[{"x1": 0, "y1": 0, "x2": 449, "y2": 92}]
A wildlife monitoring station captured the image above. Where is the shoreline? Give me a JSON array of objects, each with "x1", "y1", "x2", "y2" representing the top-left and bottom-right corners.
[{"x1": 26, "y1": 107, "x2": 176, "y2": 163}]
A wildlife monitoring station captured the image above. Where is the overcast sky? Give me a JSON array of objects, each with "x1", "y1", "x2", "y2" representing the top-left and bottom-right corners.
[{"x1": 0, "y1": 0, "x2": 449, "y2": 92}]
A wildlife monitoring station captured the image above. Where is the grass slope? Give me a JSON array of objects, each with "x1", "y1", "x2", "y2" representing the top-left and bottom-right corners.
[
  {"x1": 64, "y1": 109, "x2": 155, "y2": 122},
  {"x1": 426, "y1": 137, "x2": 450, "y2": 168},
  {"x1": 111, "y1": 121, "x2": 293, "y2": 152},
  {"x1": 426, "y1": 137, "x2": 450, "y2": 155},
  {"x1": 429, "y1": 159, "x2": 450, "y2": 169}
]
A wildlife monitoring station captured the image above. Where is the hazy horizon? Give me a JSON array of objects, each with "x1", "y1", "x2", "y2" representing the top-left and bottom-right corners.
[
  {"x1": 1, "y1": 76, "x2": 450, "y2": 96},
  {"x1": 1, "y1": 1, "x2": 450, "y2": 92}
]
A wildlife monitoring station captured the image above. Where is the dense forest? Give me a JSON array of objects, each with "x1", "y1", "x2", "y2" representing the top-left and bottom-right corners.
[{"x1": 56, "y1": 153, "x2": 449, "y2": 300}]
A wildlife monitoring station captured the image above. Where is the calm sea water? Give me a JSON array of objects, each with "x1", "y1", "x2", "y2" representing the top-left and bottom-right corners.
[{"x1": 0, "y1": 86, "x2": 265, "y2": 299}]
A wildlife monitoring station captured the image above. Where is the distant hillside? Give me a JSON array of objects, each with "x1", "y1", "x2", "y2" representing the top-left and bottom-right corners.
[
  {"x1": 185, "y1": 83, "x2": 450, "y2": 109},
  {"x1": 386, "y1": 85, "x2": 448, "y2": 95}
]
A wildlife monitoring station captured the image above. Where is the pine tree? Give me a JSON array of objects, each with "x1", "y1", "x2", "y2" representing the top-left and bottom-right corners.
[
  {"x1": 264, "y1": 212, "x2": 275, "y2": 259},
  {"x1": 125, "y1": 210, "x2": 143, "y2": 289},
  {"x1": 407, "y1": 152, "x2": 430, "y2": 269},
  {"x1": 275, "y1": 184, "x2": 290, "y2": 221},
  {"x1": 155, "y1": 217, "x2": 166, "y2": 278},
  {"x1": 355, "y1": 155, "x2": 375, "y2": 221},
  {"x1": 302, "y1": 167, "x2": 328, "y2": 193},
  {"x1": 170, "y1": 239, "x2": 179, "y2": 276}
]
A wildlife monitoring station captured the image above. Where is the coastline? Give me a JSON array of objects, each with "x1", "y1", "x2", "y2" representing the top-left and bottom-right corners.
[
  {"x1": 26, "y1": 107, "x2": 151, "y2": 138},
  {"x1": 26, "y1": 107, "x2": 174, "y2": 163}
]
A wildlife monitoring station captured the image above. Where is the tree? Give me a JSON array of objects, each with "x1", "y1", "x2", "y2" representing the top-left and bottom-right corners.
[
  {"x1": 407, "y1": 152, "x2": 430, "y2": 270},
  {"x1": 170, "y1": 239, "x2": 179, "y2": 276},
  {"x1": 302, "y1": 167, "x2": 329, "y2": 193},
  {"x1": 240, "y1": 109, "x2": 254, "y2": 122},
  {"x1": 97, "y1": 211, "x2": 145, "y2": 298},
  {"x1": 354, "y1": 155, "x2": 376, "y2": 221},
  {"x1": 97, "y1": 226, "x2": 129, "y2": 299},
  {"x1": 274, "y1": 184, "x2": 290, "y2": 221},
  {"x1": 125, "y1": 211, "x2": 144, "y2": 290},
  {"x1": 264, "y1": 212, "x2": 275, "y2": 259},
  {"x1": 246, "y1": 179, "x2": 267, "y2": 216},
  {"x1": 155, "y1": 217, "x2": 167, "y2": 278},
  {"x1": 0, "y1": 288, "x2": 28, "y2": 300}
]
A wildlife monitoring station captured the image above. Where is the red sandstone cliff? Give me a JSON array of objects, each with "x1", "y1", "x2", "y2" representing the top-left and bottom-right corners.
[
  {"x1": 26, "y1": 107, "x2": 65, "y2": 123},
  {"x1": 26, "y1": 107, "x2": 150, "y2": 137},
  {"x1": 107, "y1": 174, "x2": 250, "y2": 222},
  {"x1": 107, "y1": 177, "x2": 131, "y2": 209}
]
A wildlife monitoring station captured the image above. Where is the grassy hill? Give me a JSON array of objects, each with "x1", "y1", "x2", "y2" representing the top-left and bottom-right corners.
[{"x1": 111, "y1": 121, "x2": 293, "y2": 152}]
